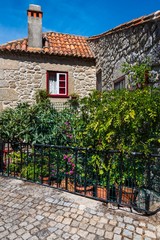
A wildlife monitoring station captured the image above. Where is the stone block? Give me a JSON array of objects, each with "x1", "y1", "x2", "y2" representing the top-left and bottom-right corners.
[
  {"x1": 0, "y1": 102, "x2": 3, "y2": 111},
  {"x1": 0, "y1": 70, "x2": 4, "y2": 79},
  {"x1": 0, "y1": 80, "x2": 8, "y2": 88},
  {"x1": 0, "y1": 89, "x2": 18, "y2": 101},
  {"x1": 0, "y1": 58, "x2": 19, "y2": 70}
]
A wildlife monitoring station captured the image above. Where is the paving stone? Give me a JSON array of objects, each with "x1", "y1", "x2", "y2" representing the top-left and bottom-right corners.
[
  {"x1": 9, "y1": 224, "x2": 19, "y2": 232},
  {"x1": 62, "y1": 232, "x2": 72, "y2": 239},
  {"x1": 63, "y1": 212, "x2": 71, "y2": 218},
  {"x1": 62, "y1": 217, "x2": 72, "y2": 225},
  {"x1": 139, "y1": 222, "x2": 146, "y2": 227},
  {"x1": 0, "y1": 177, "x2": 159, "y2": 240},
  {"x1": 114, "y1": 227, "x2": 122, "y2": 234},
  {"x1": 7, "y1": 232, "x2": 18, "y2": 240},
  {"x1": 28, "y1": 237, "x2": 39, "y2": 240},
  {"x1": 82, "y1": 217, "x2": 89, "y2": 223},
  {"x1": 21, "y1": 232, "x2": 32, "y2": 240},
  {"x1": 79, "y1": 222, "x2": 89, "y2": 230},
  {"x1": 113, "y1": 234, "x2": 122, "y2": 240},
  {"x1": 0, "y1": 230, "x2": 10, "y2": 238},
  {"x1": 99, "y1": 217, "x2": 108, "y2": 224},
  {"x1": 124, "y1": 217, "x2": 133, "y2": 224},
  {"x1": 133, "y1": 233, "x2": 142, "y2": 240},
  {"x1": 126, "y1": 224, "x2": 135, "y2": 231},
  {"x1": 96, "y1": 222, "x2": 104, "y2": 228},
  {"x1": 54, "y1": 229, "x2": 63, "y2": 236},
  {"x1": 70, "y1": 227, "x2": 78, "y2": 234},
  {"x1": 96, "y1": 228, "x2": 105, "y2": 237},
  {"x1": 48, "y1": 227, "x2": 58, "y2": 233},
  {"x1": 71, "y1": 234, "x2": 80, "y2": 240},
  {"x1": 0, "y1": 226, "x2": 5, "y2": 232},
  {"x1": 116, "y1": 216, "x2": 123, "y2": 222},
  {"x1": 109, "y1": 219, "x2": 117, "y2": 226},
  {"x1": 136, "y1": 227, "x2": 143, "y2": 235},
  {"x1": 76, "y1": 215, "x2": 83, "y2": 221},
  {"x1": 89, "y1": 219, "x2": 97, "y2": 226},
  {"x1": 77, "y1": 229, "x2": 88, "y2": 238},
  {"x1": 147, "y1": 223, "x2": 156, "y2": 231},
  {"x1": 104, "y1": 231, "x2": 114, "y2": 239},
  {"x1": 105, "y1": 213, "x2": 114, "y2": 219},
  {"x1": 55, "y1": 223, "x2": 65, "y2": 230},
  {"x1": 87, "y1": 225, "x2": 97, "y2": 233},
  {"x1": 86, "y1": 233, "x2": 96, "y2": 240},
  {"x1": 105, "y1": 224, "x2": 114, "y2": 231},
  {"x1": 46, "y1": 233, "x2": 57, "y2": 240},
  {"x1": 123, "y1": 229, "x2": 133, "y2": 239},
  {"x1": 55, "y1": 215, "x2": 64, "y2": 223},
  {"x1": 118, "y1": 222, "x2": 125, "y2": 228},
  {"x1": 16, "y1": 229, "x2": 26, "y2": 236},
  {"x1": 30, "y1": 227, "x2": 39, "y2": 235},
  {"x1": 77, "y1": 209, "x2": 84, "y2": 215},
  {"x1": 71, "y1": 220, "x2": 80, "y2": 227},
  {"x1": 133, "y1": 221, "x2": 139, "y2": 226},
  {"x1": 144, "y1": 230, "x2": 156, "y2": 239},
  {"x1": 25, "y1": 224, "x2": 34, "y2": 231}
]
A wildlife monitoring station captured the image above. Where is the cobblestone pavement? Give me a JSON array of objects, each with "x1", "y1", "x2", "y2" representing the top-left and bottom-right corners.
[{"x1": 0, "y1": 176, "x2": 159, "y2": 240}]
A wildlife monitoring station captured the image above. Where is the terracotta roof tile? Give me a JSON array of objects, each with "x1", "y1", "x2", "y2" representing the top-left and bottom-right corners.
[
  {"x1": 89, "y1": 10, "x2": 160, "y2": 40},
  {"x1": 0, "y1": 32, "x2": 95, "y2": 59}
]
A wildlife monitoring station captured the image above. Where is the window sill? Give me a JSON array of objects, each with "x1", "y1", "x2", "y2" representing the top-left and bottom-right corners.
[{"x1": 48, "y1": 94, "x2": 69, "y2": 98}]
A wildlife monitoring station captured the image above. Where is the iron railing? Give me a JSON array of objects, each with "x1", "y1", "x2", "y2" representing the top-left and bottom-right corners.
[{"x1": 0, "y1": 141, "x2": 160, "y2": 215}]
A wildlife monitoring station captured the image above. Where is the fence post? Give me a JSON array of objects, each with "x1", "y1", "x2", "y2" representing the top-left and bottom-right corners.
[
  {"x1": 145, "y1": 156, "x2": 151, "y2": 212},
  {"x1": 0, "y1": 139, "x2": 4, "y2": 172}
]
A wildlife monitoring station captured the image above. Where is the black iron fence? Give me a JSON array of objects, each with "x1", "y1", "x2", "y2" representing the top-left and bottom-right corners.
[{"x1": 0, "y1": 141, "x2": 160, "y2": 215}]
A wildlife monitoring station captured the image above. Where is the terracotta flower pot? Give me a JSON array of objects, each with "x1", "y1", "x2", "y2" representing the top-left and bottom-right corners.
[
  {"x1": 41, "y1": 176, "x2": 50, "y2": 185},
  {"x1": 75, "y1": 185, "x2": 93, "y2": 197},
  {"x1": 96, "y1": 186, "x2": 107, "y2": 200},
  {"x1": 116, "y1": 186, "x2": 135, "y2": 204}
]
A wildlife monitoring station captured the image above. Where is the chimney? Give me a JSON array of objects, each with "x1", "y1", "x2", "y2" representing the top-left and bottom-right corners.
[{"x1": 27, "y1": 4, "x2": 43, "y2": 49}]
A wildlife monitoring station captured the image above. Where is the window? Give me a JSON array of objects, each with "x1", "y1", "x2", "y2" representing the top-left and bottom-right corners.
[
  {"x1": 47, "y1": 71, "x2": 68, "y2": 97},
  {"x1": 96, "y1": 70, "x2": 102, "y2": 91},
  {"x1": 114, "y1": 76, "x2": 126, "y2": 90}
]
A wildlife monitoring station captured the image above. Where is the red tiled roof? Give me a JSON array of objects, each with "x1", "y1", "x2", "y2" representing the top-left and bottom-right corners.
[
  {"x1": 89, "y1": 10, "x2": 160, "y2": 40},
  {"x1": 0, "y1": 32, "x2": 95, "y2": 59}
]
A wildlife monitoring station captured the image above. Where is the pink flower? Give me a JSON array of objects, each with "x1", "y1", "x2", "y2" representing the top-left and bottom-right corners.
[{"x1": 63, "y1": 155, "x2": 68, "y2": 159}]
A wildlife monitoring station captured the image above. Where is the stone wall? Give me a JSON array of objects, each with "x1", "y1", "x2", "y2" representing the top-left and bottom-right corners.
[
  {"x1": 89, "y1": 20, "x2": 160, "y2": 90},
  {"x1": 0, "y1": 52, "x2": 96, "y2": 110}
]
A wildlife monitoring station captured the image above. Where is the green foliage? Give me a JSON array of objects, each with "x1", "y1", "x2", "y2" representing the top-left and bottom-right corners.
[
  {"x1": 122, "y1": 60, "x2": 152, "y2": 88},
  {"x1": 35, "y1": 89, "x2": 50, "y2": 104},
  {"x1": 73, "y1": 87, "x2": 160, "y2": 185},
  {"x1": 0, "y1": 91, "x2": 77, "y2": 145},
  {"x1": 77, "y1": 88, "x2": 160, "y2": 153}
]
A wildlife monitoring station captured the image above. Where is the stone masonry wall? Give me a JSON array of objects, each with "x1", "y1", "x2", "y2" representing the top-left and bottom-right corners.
[
  {"x1": 89, "y1": 20, "x2": 160, "y2": 90},
  {"x1": 0, "y1": 53, "x2": 96, "y2": 111}
]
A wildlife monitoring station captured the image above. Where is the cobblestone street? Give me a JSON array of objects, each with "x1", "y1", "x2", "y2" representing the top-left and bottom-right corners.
[{"x1": 0, "y1": 176, "x2": 159, "y2": 240}]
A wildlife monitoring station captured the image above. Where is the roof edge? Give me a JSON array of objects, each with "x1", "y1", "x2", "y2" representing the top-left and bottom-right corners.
[
  {"x1": 88, "y1": 10, "x2": 160, "y2": 40},
  {"x1": 0, "y1": 47, "x2": 95, "y2": 60}
]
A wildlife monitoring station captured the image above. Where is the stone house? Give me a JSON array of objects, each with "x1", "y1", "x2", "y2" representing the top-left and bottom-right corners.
[
  {"x1": 0, "y1": 4, "x2": 160, "y2": 111},
  {"x1": 88, "y1": 10, "x2": 160, "y2": 91},
  {"x1": 0, "y1": 4, "x2": 96, "y2": 111}
]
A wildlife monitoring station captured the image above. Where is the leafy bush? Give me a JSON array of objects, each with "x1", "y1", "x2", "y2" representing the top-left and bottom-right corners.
[
  {"x1": 0, "y1": 90, "x2": 77, "y2": 145},
  {"x1": 76, "y1": 87, "x2": 160, "y2": 153}
]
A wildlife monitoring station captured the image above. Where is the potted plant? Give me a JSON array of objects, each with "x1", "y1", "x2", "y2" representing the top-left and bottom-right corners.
[
  {"x1": 21, "y1": 163, "x2": 40, "y2": 181},
  {"x1": 7, "y1": 151, "x2": 23, "y2": 176},
  {"x1": 39, "y1": 164, "x2": 50, "y2": 184}
]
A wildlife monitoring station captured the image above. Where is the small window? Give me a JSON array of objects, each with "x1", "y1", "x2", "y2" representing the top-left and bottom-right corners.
[
  {"x1": 114, "y1": 76, "x2": 126, "y2": 90},
  {"x1": 96, "y1": 70, "x2": 102, "y2": 91},
  {"x1": 47, "y1": 71, "x2": 68, "y2": 97}
]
